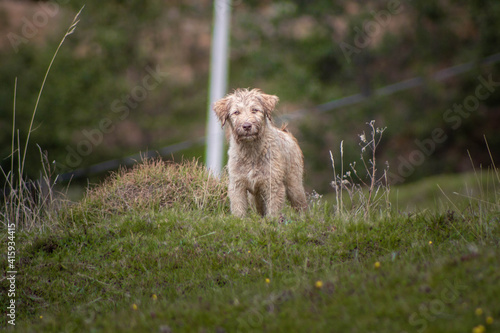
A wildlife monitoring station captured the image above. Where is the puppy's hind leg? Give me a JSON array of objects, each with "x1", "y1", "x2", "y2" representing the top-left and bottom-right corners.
[{"x1": 286, "y1": 175, "x2": 308, "y2": 212}]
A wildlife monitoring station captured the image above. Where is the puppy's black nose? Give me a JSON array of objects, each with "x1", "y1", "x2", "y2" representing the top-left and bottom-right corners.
[{"x1": 242, "y1": 122, "x2": 252, "y2": 131}]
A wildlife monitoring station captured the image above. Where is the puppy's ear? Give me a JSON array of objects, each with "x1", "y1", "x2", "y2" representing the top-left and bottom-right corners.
[
  {"x1": 213, "y1": 96, "x2": 232, "y2": 127},
  {"x1": 258, "y1": 93, "x2": 279, "y2": 120}
]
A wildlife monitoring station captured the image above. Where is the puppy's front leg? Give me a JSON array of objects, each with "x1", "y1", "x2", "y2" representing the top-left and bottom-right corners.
[
  {"x1": 228, "y1": 181, "x2": 248, "y2": 217},
  {"x1": 263, "y1": 182, "x2": 286, "y2": 217}
]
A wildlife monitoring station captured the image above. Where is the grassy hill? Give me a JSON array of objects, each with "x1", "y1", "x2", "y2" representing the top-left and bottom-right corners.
[
  {"x1": 1, "y1": 3, "x2": 499, "y2": 331},
  {"x1": 1, "y1": 159, "x2": 498, "y2": 332}
]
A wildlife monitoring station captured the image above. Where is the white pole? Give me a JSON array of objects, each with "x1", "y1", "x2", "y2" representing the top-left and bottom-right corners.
[{"x1": 206, "y1": 0, "x2": 231, "y2": 175}]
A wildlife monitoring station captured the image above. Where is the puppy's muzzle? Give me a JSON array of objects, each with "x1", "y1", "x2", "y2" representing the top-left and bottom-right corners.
[{"x1": 242, "y1": 122, "x2": 252, "y2": 131}]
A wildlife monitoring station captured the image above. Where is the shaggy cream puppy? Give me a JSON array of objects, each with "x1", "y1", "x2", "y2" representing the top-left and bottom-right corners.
[{"x1": 213, "y1": 88, "x2": 307, "y2": 217}]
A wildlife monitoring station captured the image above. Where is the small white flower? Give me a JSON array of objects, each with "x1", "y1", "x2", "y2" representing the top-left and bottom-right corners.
[{"x1": 359, "y1": 133, "x2": 366, "y2": 143}]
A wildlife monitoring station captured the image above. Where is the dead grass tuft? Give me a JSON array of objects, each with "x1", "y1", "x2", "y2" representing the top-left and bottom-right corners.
[{"x1": 71, "y1": 158, "x2": 228, "y2": 220}]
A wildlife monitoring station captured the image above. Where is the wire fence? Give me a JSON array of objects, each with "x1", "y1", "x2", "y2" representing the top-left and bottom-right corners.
[{"x1": 59, "y1": 52, "x2": 500, "y2": 182}]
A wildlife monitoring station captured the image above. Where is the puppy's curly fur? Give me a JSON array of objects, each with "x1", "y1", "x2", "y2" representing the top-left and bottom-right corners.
[{"x1": 213, "y1": 88, "x2": 307, "y2": 217}]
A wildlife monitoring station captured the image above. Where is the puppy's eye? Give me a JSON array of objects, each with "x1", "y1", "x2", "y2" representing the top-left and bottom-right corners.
[
  {"x1": 233, "y1": 110, "x2": 240, "y2": 115},
  {"x1": 251, "y1": 108, "x2": 259, "y2": 113}
]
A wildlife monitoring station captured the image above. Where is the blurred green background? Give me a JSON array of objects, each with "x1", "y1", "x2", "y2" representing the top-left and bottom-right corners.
[{"x1": 1, "y1": 0, "x2": 499, "y2": 195}]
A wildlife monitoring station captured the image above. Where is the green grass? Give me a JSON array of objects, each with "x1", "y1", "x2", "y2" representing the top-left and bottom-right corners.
[
  {"x1": 1, "y1": 160, "x2": 499, "y2": 332},
  {"x1": 389, "y1": 171, "x2": 499, "y2": 212}
]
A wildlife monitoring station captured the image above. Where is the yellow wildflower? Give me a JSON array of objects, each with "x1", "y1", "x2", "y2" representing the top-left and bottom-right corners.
[
  {"x1": 315, "y1": 280, "x2": 323, "y2": 289},
  {"x1": 472, "y1": 325, "x2": 485, "y2": 333}
]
